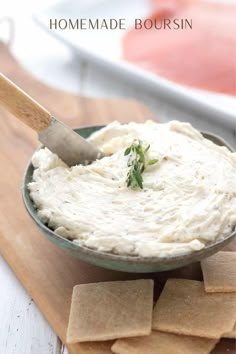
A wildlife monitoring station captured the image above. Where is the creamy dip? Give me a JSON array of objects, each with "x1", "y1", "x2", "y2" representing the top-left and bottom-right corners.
[{"x1": 28, "y1": 121, "x2": 236, "y2": 257}]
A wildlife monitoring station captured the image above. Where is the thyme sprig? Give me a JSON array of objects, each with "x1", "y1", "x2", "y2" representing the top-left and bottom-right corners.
[{"x1": 124, "y1": 140, "x2": 158, "y2": 189}]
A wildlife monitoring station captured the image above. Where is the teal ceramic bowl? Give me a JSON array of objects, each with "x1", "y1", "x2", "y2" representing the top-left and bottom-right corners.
[{"x1": 22, "y1": 125, "x2": 236, "y2": 273}]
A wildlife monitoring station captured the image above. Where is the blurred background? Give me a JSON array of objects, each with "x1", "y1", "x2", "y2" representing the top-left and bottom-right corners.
[
  {"x1": 0, "y1": 0, "x2": 81, "y2": 92},
  {"x1": 0, "y1": 0, "x2": 235, "y2": 147}
]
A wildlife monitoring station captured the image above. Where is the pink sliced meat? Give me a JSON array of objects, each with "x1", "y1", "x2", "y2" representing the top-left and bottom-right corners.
[{"x1": 123, "y1": 0, "x2": 236, "y2": 95}]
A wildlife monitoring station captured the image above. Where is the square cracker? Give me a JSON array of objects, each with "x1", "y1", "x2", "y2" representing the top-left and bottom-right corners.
[
  {"x1": 72, "y1": 341, "x2": 113, "y2": 354},
  {"x1": 223, "y1": 323, "x2": 236, "y2": 339},
  {"x1": 66, "y1": 279, "x2": 153, "y2": 343},
  {"x1": 201, "y1": 251, "x2": 236, "y2": 292},
  {"x1": 111, "y1": 331, "x2": 218, "y2": 354},
  {"x1": 152, "y1": 279, "x2": 236, "y2": 339}
]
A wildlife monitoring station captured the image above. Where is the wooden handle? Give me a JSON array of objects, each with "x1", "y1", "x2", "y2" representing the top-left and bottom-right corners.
[{"x1": 0, "y1": 73, "x2": 51, "y2": 131}]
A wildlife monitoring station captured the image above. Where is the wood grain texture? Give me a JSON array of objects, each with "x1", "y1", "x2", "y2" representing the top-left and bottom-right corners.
[
  {"x1": 0, "y1": 42, "x2": 235, "y2": 354},
  {"x1": 0, "y1": 256, "x2": 61, "y2": 354},
  {"x1": 0, "y1": 73, "x2": 51, "y2": 131}
]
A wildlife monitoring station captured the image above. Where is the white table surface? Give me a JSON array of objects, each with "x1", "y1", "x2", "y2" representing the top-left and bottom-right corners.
[{"x1": 0, "y1": 1, "x2": 235, "y2": 353}]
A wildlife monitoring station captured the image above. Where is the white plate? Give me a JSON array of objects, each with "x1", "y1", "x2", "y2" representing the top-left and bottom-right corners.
[{"x1": 34, "y1": 0, "x2": 236, "y2": 127}]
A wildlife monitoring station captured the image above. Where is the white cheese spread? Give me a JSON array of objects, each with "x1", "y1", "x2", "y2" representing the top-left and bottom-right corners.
[{"x1": 28, "y1": 121, "x2": 236, "y2": 257}]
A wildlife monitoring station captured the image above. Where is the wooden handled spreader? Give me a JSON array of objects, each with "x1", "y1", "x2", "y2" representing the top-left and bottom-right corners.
[{"x1": 0, "y1": 73, "x2": 103, "y2": 166}]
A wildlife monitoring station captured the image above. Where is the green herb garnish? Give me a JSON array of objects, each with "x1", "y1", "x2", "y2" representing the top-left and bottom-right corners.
[{"x1": 124, "y1": 140, "x2": 158, "y2": 189}]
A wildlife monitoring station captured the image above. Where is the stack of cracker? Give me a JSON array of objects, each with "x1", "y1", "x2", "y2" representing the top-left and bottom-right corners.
[{"x1": 66, "y1": 251, "x2": 236, "y2": 354}]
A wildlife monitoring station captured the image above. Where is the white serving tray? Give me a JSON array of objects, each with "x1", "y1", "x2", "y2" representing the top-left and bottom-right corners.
[{"x1": 34, "y1": 0, "x2": 236, "y2": 128}]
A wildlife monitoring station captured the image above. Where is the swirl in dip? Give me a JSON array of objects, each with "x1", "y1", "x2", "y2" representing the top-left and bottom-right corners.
[{"x1": 28, "y1": 121, "x2": 236, "y2": 257}]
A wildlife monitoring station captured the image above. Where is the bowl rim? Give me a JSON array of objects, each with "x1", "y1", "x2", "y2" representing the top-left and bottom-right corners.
[{"x1": 22, "y1": 125, "x2": 236, "y2": 266}]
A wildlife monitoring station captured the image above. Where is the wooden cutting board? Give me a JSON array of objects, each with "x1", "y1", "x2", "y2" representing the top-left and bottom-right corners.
[{"x1": 0, "y1": 42, "x2": 235, "y2": 354}]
